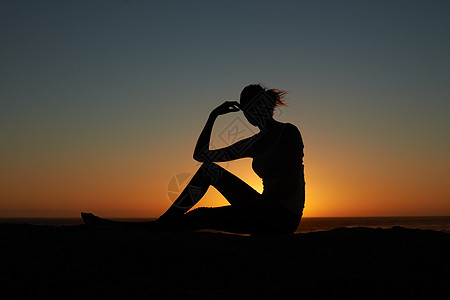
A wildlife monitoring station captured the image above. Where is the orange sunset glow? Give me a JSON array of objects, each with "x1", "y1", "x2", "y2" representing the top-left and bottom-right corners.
[{"x1": 1, "y1": 1, "x2": 449, "y2": 219}]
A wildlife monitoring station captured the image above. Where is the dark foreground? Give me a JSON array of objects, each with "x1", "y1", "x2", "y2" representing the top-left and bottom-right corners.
[{"x1": 1, "y1": 224, "x2": 449, "y2": 299}]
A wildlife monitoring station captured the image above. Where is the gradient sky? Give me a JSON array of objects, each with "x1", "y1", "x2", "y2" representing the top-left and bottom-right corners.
[{"x1": 1, "y1": 0, "x2": 449, "y2": 218}]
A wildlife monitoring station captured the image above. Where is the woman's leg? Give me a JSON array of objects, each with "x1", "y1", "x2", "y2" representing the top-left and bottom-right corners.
[
  {"x1": 159, "y1": 162, "x2": 261, "y2": 220},
  {"x1": 181, "y1": 205, "x2": 265, "y2": 234},
  {"x1": 82, "y1": 162, "x2": 261, "y2": 230},
  {"x1": 180, "y1": 200, "x2": 302, "y2": 234}
]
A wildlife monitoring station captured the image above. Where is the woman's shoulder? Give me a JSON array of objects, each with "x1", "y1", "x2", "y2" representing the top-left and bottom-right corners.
[
  {"x1": 283, "y1": 122, "x2": 301, "y2": 135},
  {"x1": 282, "y1": 122, "x2": 303, "y2": 146}
]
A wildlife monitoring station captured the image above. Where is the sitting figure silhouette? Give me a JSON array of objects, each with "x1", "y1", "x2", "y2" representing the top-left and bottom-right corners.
[{"x1": 82, "y1": 84, "x2": 305, "y2": 234}]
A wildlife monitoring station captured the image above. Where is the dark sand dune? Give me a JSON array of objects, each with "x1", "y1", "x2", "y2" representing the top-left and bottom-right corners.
[{"x1": 1, "y1": 224, "x2": 449, "y2": 299}]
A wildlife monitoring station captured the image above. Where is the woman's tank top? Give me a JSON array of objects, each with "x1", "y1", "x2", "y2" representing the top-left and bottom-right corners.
[{"x1": 251, "y1": 123, "x2": 305, "y2": 215}]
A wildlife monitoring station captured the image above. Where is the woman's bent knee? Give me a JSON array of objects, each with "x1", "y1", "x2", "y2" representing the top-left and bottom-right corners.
[{"x1": 198, "y1": 162, "x2": 226, "y2": 184}]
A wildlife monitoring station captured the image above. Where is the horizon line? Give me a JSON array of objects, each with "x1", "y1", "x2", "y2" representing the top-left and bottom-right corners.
[{"x1": 1, "y1": 215, "x2": 449, "y2": 219}]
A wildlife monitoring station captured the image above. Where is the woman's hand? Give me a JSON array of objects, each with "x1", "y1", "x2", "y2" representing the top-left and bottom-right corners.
[{"x1": 212, "y1": 101, "x2": 240, "y2": 116}]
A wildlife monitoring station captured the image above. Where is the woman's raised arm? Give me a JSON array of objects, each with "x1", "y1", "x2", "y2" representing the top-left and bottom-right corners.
[{"x1": 193, "y1": 101, "x2": 254, "y2": 162}]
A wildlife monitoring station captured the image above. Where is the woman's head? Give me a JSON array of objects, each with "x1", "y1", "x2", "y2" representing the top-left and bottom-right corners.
[{"x1": 239, "y1": 84, "x2": 287, "y2": 127}]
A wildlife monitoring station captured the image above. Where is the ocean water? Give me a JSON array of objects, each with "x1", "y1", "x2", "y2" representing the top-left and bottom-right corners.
[
  {"x1": 296, "y1": 216, "x2": 450, "y2": 233},
  {"x1": 1, "y1": 216, "x2": 450, "y2": 233}
]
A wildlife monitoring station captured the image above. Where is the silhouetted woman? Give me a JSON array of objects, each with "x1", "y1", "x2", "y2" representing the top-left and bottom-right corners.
[{"x1": 82, "y1": 84, "x2": 305, "y2": 233}]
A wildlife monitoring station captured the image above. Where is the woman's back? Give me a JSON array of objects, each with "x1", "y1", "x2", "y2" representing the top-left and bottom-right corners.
[{"x1": 251, "y1": 122, "x2": 305, "y2": 215}]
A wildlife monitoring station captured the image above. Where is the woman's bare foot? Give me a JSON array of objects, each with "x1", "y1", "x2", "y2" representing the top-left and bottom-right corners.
[{"x1": 81, "y1": 212, "x2": 114, "y2": 226}]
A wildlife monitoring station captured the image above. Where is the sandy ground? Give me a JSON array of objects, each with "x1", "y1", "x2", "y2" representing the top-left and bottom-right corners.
[{"x1": 0, "y1": 224, "x2": 449, "y2": 299}]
